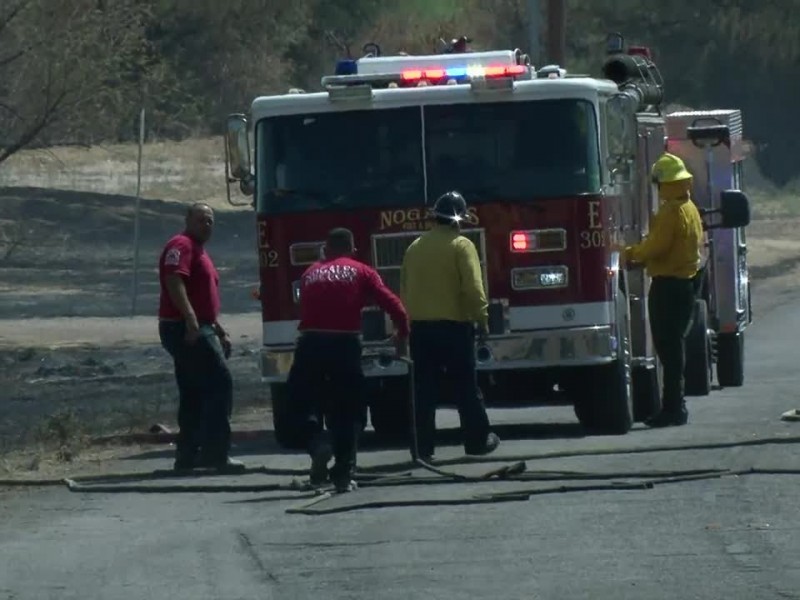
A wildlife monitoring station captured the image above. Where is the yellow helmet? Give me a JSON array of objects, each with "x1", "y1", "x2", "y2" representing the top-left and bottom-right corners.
[{"x1": 650, "y1": 152, "x2": 693, "y2": 184}]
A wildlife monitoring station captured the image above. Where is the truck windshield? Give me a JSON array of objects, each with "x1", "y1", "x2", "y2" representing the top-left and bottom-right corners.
[
  {"x1": 425, "y1": 99, "x2": 601, "y2": 201},
  {"x1": 256, "y1": 99, "x2": 600, "y2": 214},
  {"x1": 257, "y1": 107, "x2": 425, "y2": 214}
]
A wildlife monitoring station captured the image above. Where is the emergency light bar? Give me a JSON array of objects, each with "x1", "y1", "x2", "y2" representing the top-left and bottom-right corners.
[{"x1": 322, "y1": 50, "x2": 533, "y2": 89}]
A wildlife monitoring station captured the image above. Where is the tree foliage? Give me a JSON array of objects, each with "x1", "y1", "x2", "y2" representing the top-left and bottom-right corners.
[
  {"x1": 0, "y1": 0, "x2": 147, "y2": 163},
  {"x1": 1, "y1": 0, "x2": 799, "y2": 183}
]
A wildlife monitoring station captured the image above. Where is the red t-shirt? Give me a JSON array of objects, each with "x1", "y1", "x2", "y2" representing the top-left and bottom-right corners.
[
  {"x1": 158, "y1": 233, "x2": 221, "y2": 323},
  {"x1": 298, "y1": 256, "x2": 409, "y2": 338}
]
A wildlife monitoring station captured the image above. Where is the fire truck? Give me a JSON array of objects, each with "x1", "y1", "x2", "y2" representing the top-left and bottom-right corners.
[{"x1": 223, "y1": 33, "x2": 751, "y2": 449}]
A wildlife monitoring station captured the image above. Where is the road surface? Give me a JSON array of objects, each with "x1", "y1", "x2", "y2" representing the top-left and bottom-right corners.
[{"x1": 2, "y1": 289, "x2": 800, "y2": 600}]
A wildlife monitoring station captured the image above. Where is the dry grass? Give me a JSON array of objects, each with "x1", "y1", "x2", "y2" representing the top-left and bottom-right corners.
[{"x1": 0, "y1": 137, "x2": 248, "y2": 212}]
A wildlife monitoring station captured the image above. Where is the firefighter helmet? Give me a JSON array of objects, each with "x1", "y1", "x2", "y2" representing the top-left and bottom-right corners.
[
  {"x1": 651, "y1": 152, "x2": 693, "y2": 184},
  {"x1": 432, "y1": 190, "x2": 468, "y2": 223}
]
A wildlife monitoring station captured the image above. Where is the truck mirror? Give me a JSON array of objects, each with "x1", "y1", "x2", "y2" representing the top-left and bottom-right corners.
[
  {"x1": 225, "y1": 114, "x2": 252, "y2": 181},
  {"x1": 719, "y1": 190, "x2": 751, "y2": 228}
]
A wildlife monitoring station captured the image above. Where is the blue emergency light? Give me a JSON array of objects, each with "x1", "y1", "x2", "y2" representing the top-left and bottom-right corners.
[
  {"x1": 335, "y1": 60, "x2": 358, "y2": 75},
  {"x1": 322, "y1": 55, "x2": 533, "y2": 87}
]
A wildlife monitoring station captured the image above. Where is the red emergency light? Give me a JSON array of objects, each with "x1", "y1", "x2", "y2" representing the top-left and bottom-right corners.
[
  {"x1": 401, "y1": 64, "x2": 526, "y2": 83},
  {"x1": 627, "y1": 46, "x2": 653, "y2": 60},
  {"x1": 510, "y1": 229, "x2": 568, "y2": 253}
]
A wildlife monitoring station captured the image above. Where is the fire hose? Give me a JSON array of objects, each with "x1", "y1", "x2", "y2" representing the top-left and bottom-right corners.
[{"x1": 2, "y1": 351, "x2": 800, "y2": 514}]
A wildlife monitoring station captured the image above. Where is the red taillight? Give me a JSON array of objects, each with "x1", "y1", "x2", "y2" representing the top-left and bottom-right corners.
[
  {"x1": 509, "y1": 229, "x2": 567, "y2": 253},
  {"x1": 510, "y1": 231, "x2": 530, "y2": 252}
]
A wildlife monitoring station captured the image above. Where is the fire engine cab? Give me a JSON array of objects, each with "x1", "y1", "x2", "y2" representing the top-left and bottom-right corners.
[{"x1": 224, "y1": 33, "x2": 751, "y2": 449}]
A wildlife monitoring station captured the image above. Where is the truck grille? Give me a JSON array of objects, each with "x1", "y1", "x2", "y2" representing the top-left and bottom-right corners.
[{"x1": 370, "y1": 229, "x2": 487, "y2": 296}]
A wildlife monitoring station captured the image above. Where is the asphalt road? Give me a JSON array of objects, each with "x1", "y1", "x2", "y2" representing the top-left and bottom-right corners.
[{"x1": 2, "y1": 290, "x2": 800, "y2": 600}]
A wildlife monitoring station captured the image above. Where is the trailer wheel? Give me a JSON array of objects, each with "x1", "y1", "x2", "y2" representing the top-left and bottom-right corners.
[
  {"x1": 716, "y1": 331, "x2": 744, "y2": 387},
  {"x1": 369, "y1": 378, "x2": 411, "y2": 442},
  {"x1": 573, "y1": 293, "x2": 633, "y2": 434},
  {"x1": 684, "y1": 299, "x2": 712, "y2": 396},
  {"x1": 269, "y1": 383, "x2": 308, "y2": 450}
]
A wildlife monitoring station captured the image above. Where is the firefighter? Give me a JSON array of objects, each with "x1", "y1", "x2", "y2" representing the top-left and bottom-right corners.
[
  {"x1": 400, "y1": 191, "x2": 500, "y2": 460},
  {"x1": 288, "y1": 228, "x2": 409, "y2": 493},
  {"x1": 622, "y1": 153, "x2": 704, "y2": 427},
  {"x1": 158, "y1": 202, "x2": 245, "y2": 473}
]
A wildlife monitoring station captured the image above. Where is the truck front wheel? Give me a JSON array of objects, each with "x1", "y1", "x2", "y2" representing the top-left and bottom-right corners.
[
  {"x1": 369, "y1": 378, "x2": 411, "y2": 442},
  {"x1": 573, "y1": 294, "x2": 634, "y2": 434},
  {"x1": 269, "y1": 382, "x2": 308, "y2": 450}
]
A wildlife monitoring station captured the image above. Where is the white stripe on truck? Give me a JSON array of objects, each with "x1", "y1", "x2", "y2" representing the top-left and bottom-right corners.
[{"x1": 262, "y1": 301, "x2": 614, "y2": 345}]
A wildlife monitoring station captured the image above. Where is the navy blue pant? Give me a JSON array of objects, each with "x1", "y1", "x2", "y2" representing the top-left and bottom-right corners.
[
  {"x1": 648, "y1": 277, "x2": 696, "y2": 412},
  {"x1": 409, "y1": 320, "x2": 490, "y2": 457},
  {"x1": 288, "y1": 332, "x2": 364, "y2": 481},
  {"x1": 159, "y1": 321, "x2": 233, "y2": 466}
]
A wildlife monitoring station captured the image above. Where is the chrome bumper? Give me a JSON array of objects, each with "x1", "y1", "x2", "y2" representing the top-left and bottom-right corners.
[{"x1": 259, "y1": 325, "x2": 617, "y2": 383}]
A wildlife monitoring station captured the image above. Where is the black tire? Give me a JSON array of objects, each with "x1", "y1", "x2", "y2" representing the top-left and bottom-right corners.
[
  {"x1": 369, "y1": 378, "x2": 411, "y2": 442},
  {"x1": 573, "y1": 294, "x2": 633, "y2": 434},
  {"x1": 574, "y1": 358, "x2": 633, "y2": 434},
  {"x1": 717, "y1": 331, "x2": 744, "y2": 387},
  {"x1": 269, "y1": 382, "x2": 308, "y2": 450},
  {"x1": 632, "y1": 362, "x2": 662, "y2": 422},
  {"x1": 684, "y1": 299, "x2": 712, "y2": 396}
]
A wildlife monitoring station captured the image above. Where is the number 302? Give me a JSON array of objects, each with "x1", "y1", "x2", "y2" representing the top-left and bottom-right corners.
[
  {"x1": 259, "y1": 249, "x2": 279, "y2": 267},
  {"x1": 579, "y1": 230, "x2": 606, "y2": 249}
]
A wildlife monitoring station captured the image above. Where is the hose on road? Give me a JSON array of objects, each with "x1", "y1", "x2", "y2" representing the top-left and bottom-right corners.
[
  {"x1": 1, "y1": 439, "x2": 798, "y2": 516},
  {"x1": 3, "y1": 351, "x2": 799, "y2": 513}
]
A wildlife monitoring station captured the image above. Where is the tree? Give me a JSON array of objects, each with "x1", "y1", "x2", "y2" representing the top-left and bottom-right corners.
[{"x1": 0, "y1": 0, "x2": 148, "y2": 164}]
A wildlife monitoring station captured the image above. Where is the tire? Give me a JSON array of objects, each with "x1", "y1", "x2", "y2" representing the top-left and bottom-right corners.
[
  {"x1": 269, "y1": 382, "x2": 308, "y2": 450},
  {"x1": 684, "y1": 299, "x2": 712, "y2": 396},
  {"x1": 369, "y1": 378, "x2": 411, "y2": 442},
  {"x1": 573, "y1": 293, "x2": 633, "y2": 434},
  {"x1": 632, "y1": 362, "x2": 662, "y2": 422},
  {"x1": 717, "y1": 331, "x2": 744, "y2": 387}
]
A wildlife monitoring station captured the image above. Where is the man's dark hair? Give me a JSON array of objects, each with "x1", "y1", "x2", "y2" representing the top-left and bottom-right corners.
[{"x1": 326, "y1": 227, "x2": 355, "y2": 254}]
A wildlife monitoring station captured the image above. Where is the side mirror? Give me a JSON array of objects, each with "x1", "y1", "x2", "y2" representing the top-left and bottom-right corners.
[
  {"x1": 719, "y1": 189, "x2": 751, "y2": 228},
  {"x1": 224, "y1": 113, "x2": 254, "y2": 205},
  {"x1": 225, "y1": 113, "x2": 252, "y2": 180}
]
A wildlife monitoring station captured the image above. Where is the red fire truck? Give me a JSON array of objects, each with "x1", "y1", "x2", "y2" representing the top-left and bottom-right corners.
[{"x1": 224, "y1": 33, "x2": 751, "y2": 449}]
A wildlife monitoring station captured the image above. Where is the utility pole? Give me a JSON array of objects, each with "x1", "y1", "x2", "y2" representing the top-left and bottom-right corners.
[
  {"x1": 546, "y1": 0, "x2": 566, "y2": 66},
  {"x1": 526, "y1": 0, "x2": 542, "y2": 65}
]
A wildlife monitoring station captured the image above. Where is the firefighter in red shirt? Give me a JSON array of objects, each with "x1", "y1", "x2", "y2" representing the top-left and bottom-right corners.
[
  {"x1": 158, "y1": 202, "x2": 245, "y2": 474},
  {"x1": 288, "y1": 228, "x2": 409, "y2": 493}
]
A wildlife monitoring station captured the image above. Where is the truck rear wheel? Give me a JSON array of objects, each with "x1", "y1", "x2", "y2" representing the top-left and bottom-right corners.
[
  {"x1": 573, "y1": 294, "x2": 633, "y2": 434},
  {"x1": 269, "y1": 382, "x2": 308, "y2": 450},
  {"x1": 684, "y1": 299, "x2": 712, "y2": 396},
  {"x1": 716, "y1": 331, "x2": 744, "y2": 387},
  {"x1": 368, "y1": 378, "x2": 411, "y2": 442},
  {"x1": 632, "y1": 362, "x2": 662, "y2": 422}
]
